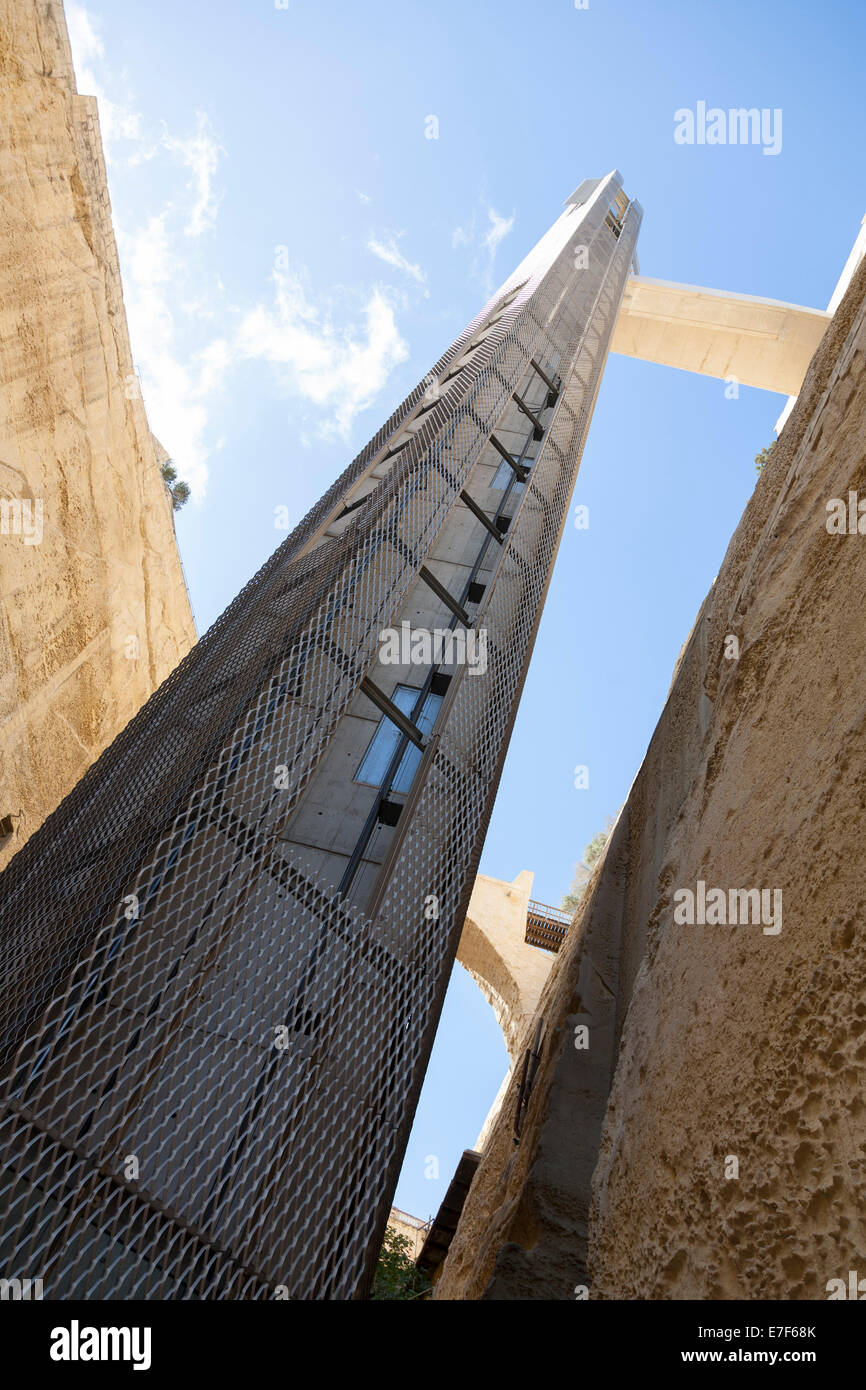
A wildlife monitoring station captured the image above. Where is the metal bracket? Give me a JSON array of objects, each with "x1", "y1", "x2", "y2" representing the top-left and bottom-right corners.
[
  {"x1": 459, "y1": 488, "x2": 505, "y2": 543},
  {"x1": 360, "y1": 678, "x2": 425, "y2": 749},
  {"x1": 418, "y1": 565, "x2": 471, "y2": 627},
  {"x1": 512, "y1": 391, "x2": 545, "y2": 440},
  {"x1": 513, "y1": 1019, "x2": 545, "y2": 1143}
]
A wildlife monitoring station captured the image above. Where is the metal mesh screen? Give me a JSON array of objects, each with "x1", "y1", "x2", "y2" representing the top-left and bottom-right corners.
[{"x1": 0, "y1": 180, "x2": 640, "y2": 1299}]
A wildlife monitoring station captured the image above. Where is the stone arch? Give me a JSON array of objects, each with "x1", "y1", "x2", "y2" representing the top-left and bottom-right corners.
[
  {"x1": 455, "y1": 870, "x2": 558, "y2": 1147},
  {"x1": 456, "y1": 870, "x2": 555, "y2": 1064}
]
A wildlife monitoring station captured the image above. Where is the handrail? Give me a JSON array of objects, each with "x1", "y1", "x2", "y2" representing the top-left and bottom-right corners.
[
  {"x1": 527, "y1": 898, "x2": 572, "y2": 926},
  {"x1": 525, "y1": 899, "x2": 573, "y2": 953},
  {"x1": 389, "y1": 1206, "x2": 431, "y2": 1232}
]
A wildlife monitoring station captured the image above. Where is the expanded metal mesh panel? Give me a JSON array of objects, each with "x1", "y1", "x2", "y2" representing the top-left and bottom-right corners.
[{"x1": 0, "y1": 181, "x2": 640, "y2": 1299}]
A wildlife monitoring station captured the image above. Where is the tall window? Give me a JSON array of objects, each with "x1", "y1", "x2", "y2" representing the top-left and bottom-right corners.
[{"x1": 355, "y1": 685, "x2": 443, "y2": 793}]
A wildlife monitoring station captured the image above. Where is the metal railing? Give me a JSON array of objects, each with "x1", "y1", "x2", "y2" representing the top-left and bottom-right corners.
[{"x1": 525, "y1": 898, "x2": 574, "y2": 953}]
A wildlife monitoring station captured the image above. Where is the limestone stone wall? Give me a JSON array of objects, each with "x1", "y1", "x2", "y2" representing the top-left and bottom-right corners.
[
  {"x1": 455, "y1": 870, "x2": 555, "y2": 1151},
  {"x1": 386, "y1": 1208, "x2": 431, "y2": 1261},
  {"x1": 457, "y1": 871, "x2": 553, "y2": 1066},
  {"x1": 0, "y1": 0, "x2": 196, "y2": 869},
  {"x1": 434, "y1": 247, "x2": 866, "y2": 1300}
]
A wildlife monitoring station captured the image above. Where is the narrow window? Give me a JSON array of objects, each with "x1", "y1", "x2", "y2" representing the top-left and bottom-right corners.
[{"x1": 355, "y1": 684, "x2": 443, "y2": 792}]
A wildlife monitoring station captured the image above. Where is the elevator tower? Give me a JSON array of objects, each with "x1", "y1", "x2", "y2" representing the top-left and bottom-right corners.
[{"x1": 0, "y1": 172, "x2": 640, "y2": 1298}]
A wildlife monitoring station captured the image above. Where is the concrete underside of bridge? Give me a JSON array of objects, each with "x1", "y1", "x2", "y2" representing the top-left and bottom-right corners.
[
  {"x1": 433, "y1": 246, "x2": 866, "y2": 1301},
  {"x1": 611, "y1": 276, "x2": 831, "y2": 395}
]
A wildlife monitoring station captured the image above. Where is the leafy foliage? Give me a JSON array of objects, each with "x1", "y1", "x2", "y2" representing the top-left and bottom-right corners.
[
  {"x1": 370, "y1": 1227, "x2": 431, "y2": 1301},
  {"x1": 160, "y1": 458, "x2": 191, "y2": 511},
  {"x1": 754, "y1": 442, "x2": 776, "y2": 475},
  {"x1": 560, "y1": 822, "x2": 614, "y2": 913}
]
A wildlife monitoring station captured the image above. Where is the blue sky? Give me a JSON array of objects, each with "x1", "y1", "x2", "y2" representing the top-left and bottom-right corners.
[{"x1": 67, "y1": 0, "x2": 866, "y2": 1222}]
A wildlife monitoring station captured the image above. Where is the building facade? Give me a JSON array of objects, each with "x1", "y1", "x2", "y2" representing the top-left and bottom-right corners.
[{"x1": 0, "y1": 172, "x2": 641, "y2": 1299}]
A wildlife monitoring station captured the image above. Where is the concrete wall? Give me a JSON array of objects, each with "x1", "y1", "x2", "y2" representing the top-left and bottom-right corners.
[
  {"x1": 434, "y1": 246, "x2": 866, "y2": 1301},
  {"x1": 0, "y1": 0, "x2": 196, "y2": 868},
  {"x1": 611, "y1": 277, "x2": 829, "y2": 395},
  {"x1": 277, "y1": 361, "x2": 555, "y2": 913}
]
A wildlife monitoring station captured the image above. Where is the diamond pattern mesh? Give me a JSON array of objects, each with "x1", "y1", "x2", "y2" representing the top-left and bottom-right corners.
[{"x1": 0, "y1": 183, "x2": 640, "y2": 1299}]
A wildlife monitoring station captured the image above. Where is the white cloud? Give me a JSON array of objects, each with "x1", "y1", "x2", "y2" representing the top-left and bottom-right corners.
[
  {"x1": 120, "y1": 216, "x2": 227, "y2": 496},
  {"x1": 66, "y1": 6, "x2": 229, "y2": 497},
  {"x1": 451, "y1": 203, "x2": 515, "y2": 295},
  {"x1": 65, "y1": 6, "x2": 410, "y2": 486},
  {"x1": 67, "y1": 4, "x2": 102, "y2": 64},
  {"x1": 366, "y1": 233, "x2": 427, "y2": 288},
  {"x1": 484, "y1": 208, "x2": 515, "y2": 259},
  {"x1": 196, "y1": 338, "x2": 233, "y2": 397},
  {"x1": 238, "y1": 267, "x2": 409, "y2": 439},
  {"x1": 163, "y1": 113, "x2": 225, "y2": 237},
  {"x1": 67, "y1": 4, "x2": 142, "y2": 150}
]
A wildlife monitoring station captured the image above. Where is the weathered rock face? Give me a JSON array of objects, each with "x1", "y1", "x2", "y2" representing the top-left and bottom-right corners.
[
  {"x1": 435, "y1": 252, "x2": 866, "y2": 1300},
  {"x1": 0, "y1": 0, "x2": 196, "y2": 869}
]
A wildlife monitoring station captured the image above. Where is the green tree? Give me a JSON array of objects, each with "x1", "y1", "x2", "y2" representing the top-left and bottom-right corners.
[
  {"x1": 754, "y1": 442, "x2": 775, "y2": 475},
  {"x1": 160, "y1": 458, "x2": 191, "y2": 511},
  {"x1": 561, "y1": 821, "x2": 615, "y2": 913},
  {"x1": 369, "y1": 1227, "x2": 431, "y2": 1301}
]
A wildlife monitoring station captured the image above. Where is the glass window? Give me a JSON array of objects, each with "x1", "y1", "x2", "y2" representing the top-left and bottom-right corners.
[{"x1": 355, "y1": 685, "x2": 443, "y2": 793}]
